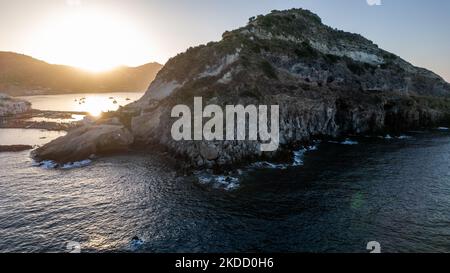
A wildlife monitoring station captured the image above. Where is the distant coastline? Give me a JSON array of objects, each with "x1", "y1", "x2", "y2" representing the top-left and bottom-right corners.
[{"x1": 0, "y1": 51, "x2": 162, "y2": 97}]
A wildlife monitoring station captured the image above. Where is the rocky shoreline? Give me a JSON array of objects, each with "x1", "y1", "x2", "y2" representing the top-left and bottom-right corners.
[
  {"x1": 0, "y1": 102, "x2": 88, "y2": 154},
  {"x1": 0, "y1": 109, "x2": 86, "y2": 131},
  {"x1": 1, "y1": 92, "x2": 87, "y2": 131}
]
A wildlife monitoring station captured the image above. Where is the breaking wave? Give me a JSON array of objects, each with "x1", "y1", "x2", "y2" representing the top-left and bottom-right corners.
[
  {"x1": 195, "y1": 172, "x2": 240, "y2": 191},
  {"x1": 32, "y1": 159, "x2": 92, "y2": 170}
]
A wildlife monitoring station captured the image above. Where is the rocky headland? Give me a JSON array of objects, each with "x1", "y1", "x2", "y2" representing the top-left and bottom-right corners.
[
  {"x1": 33, "y1": 9, "x2": 450, "y2": 168},
  {"x1": 0, "y1": 109, "x2": 87, "y2": 131}
]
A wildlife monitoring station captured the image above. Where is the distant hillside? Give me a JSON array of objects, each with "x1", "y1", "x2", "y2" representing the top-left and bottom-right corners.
[{"x1": 0, "y1": 52, "x2": 163, "y2": 96}]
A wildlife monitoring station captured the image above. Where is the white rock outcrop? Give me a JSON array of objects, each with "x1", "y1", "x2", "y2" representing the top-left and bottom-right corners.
[
  {"x1": 32, "y1": 124, "x2": 134, "y2": 163},
  {"x1": 0, "y1": 93, "x2": 31, "y2": 116}
]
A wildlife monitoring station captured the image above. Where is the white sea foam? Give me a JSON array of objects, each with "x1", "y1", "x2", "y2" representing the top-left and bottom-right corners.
[
  {"x1": 307, "y1": 145, "x2": 319, "y2": 151},
  {"x1": 196, "y1": 144, "x2": 321, "y2": 190},
  {"x1": 214, "y1": 176, "x2": 240, "y2": 191},
  {"x1": 31, "y1": 160, "x2": 42, "y2": 167},
  {"x1": 328, "y1": 139, "x2": 358, "y2": 145},
  {"x1": 61, "y1": 160, "x2": 92, "y2": 169},
  {"x1": 293, "y1": 149, "x2": 306, "y2": 166},
  {"x1": 340, "y1": 139, "x2": 359, "y2": 145},
  {"x1": 251, "y1": 161, "x2": 290, "y2": 170},
  {"x1": 130, "y1": 238, "x2": 145, "y2": 251},
  {"x1": 196, "y1": 172, "x2": 240, "y2": 191},
  {"x1": 38, "y1": 160, "x2": 58, "y2": 169},
  {"x1": 292, "y1": 145, "x2": 319, "y2": 166},
  {"x1": 252, "y1": 144, "x2": 319, "y2": 169},
  {"x1": 32, "y1": 159, "x2": 92, "y2": 170}
]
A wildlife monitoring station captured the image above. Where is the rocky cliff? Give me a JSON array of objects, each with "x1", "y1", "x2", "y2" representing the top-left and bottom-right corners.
[{"x1": 33, "y1": 9, "x2": 450, "y2": 168}]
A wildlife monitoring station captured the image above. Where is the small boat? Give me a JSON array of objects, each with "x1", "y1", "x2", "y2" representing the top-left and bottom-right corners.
[
  {"x1": 109, "y1": 97, "x2": 114, "y2": 100},
  {"x1": 113, "y1": 100, "x2": 118, "y2": 104},
  {"x1": 125, "y1": 98, "x2": 131, "y2": 101}
]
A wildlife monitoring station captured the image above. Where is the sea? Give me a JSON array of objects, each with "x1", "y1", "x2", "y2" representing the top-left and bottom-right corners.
[{"x1": 1, "y1": 92, "x2": 450, "y2": 253}]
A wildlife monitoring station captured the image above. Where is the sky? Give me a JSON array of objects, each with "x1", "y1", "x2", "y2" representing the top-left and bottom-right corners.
[{"x1": 0, "y1": 0, "x2": 449, "y2": 80}]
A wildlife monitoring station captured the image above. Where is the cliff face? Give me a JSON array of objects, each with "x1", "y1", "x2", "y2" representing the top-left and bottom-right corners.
[
  {"x1": 34, "y1": 9, "x2": 450, "y2": 167},
  {"x1": 138, "y1": 9, "x2": 449, "y2": 102},
  {"x1": 0, "y1": 52, "x2": 162, "y2": 96},
  {"x1": 125, "y1": 8, "x2": 450, "y2": 167}
]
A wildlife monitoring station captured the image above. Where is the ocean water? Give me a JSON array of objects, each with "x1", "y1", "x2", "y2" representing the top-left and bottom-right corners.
[
  {"x1": 1, "y1": 128, "x2": 450, "y2": 253},
  {"x1": 18, "y1": 92, "x2": 144, "y2": 115},
  {"x1": 0, "y1": 129, "x2": 66, "y2": 146}
]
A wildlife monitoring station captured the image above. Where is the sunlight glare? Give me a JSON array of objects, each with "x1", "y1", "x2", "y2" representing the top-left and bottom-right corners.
[
  {"x1": 31, "y1": 7, "x2": 150, "y2": 72},
  {"x1": 78, "y1": 96, "x2": 113, "y2": 117}
]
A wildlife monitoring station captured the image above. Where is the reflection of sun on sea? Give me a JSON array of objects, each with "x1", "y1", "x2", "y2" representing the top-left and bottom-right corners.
[
  {"x1": 85, "y1": 97, "x2": 104, "y2": 117},
  {"x1": 76, "y1": 96, "x2": 119, "y2": 117}
]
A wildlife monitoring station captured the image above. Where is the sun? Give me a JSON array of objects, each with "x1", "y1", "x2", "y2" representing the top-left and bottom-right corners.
[{"x1": 31, "y1": 7, "x2": 149, "y2": 72}]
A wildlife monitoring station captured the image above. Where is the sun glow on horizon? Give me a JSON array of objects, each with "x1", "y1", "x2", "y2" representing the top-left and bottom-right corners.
[{"x1": 30, "y1": 6, "x2": 154, "y2": 72}]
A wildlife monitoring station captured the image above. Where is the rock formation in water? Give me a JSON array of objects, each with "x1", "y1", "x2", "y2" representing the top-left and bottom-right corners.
[
  {"x1": 0, "y1": 145, "x2": 33, "y2": 153},
  {"x1": 0, "y1": 93, "x2": 31, "y2": 116},
  {"x1": 33, "y1": 123, "x2": 133, "y2": 163},
  {"x1": 33, "y1": 9, "x2": 450, "y2": 167}
]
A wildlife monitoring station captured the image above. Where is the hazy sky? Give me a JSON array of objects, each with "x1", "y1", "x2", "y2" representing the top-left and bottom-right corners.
[{"x1": 0, "y1": 0, "x2": 449, "y2": 80}]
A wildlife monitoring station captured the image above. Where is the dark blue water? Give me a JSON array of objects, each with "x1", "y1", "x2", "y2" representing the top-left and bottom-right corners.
[{"x1": 1, "y1": 130, "x2": 450, "y2": 253}]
